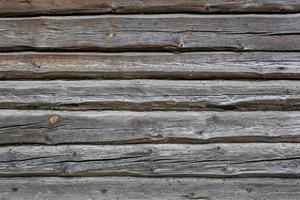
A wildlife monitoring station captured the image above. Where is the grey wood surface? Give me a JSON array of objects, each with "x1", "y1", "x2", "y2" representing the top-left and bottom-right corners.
[
  {"x1": 1, "y1": 110, "x2": 300, "y2": 145},
  {"x1": 1, "y1": 177, "x2": 300, "y2": 200},
  {"x1": 1, "y1": 1, "x2": 300, "y2": 198},
  {"x1": 1, "y1": 143, "x2": 300, "y2": 177},
  {"x1": 1, "y1": 52, "x2": 300, "y2": 80},
  {"x1": 0, "y1": 0, "x2": 299, "y2": 16},
  {"x1": 0, "y1": 14, "x2": 299, "y2": 51},
  {"x1": 1, "y1": 80, "x2": 300, "y2": 111}
]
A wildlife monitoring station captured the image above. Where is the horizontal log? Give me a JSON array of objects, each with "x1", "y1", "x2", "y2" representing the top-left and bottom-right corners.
[
  {"x1": 0, "y1": 15, "x2": 299, "y2": 51},
  {"x1": 1, "y1": 110, "x2": 300, "y2": 145},
  {"x1": 0, "y1": 80, "x2": 300, "y2": 111},
  {"x1": 1, "y1": 143, "x2": 300, "y2": 177},
  {"x1": 0, "y1": 0, "x2": 299, "y2": 16},
  {"x1": 1, "y1": 52, "x2": 300, "y2": 80},
  {"x1": 1, "y1": 177, "x2": 300, "y2": 200}
]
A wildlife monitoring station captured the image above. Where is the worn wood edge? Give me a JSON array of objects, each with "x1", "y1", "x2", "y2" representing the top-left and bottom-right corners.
[
  {"x1": 0, "y1": 0, "x2": 299, "y2": 16},
  {"x1": 0, "y1": 52, "x2": 300, "y2": 80},
  {"x1": 1, "y1": 110, "x2": 300, "y2": 145},
  {"x1": 1, "y1": 177, "x2": 300, "y2": 200},
  {"x1": 1, "y1": 143, "x2": 300, "y2": 178},
  {"x1": 1, "y1": 80, "x2": 300, "y2": 111},
  {"x1": 1, "y1": 172, "x2": 299, "y2": 178},
  {"x1": 3, "y1": 71, "x2": 300, "y2": 80}
]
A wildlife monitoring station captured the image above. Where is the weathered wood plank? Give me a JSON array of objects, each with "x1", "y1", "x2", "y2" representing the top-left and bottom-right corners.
[
  {"x1": 1, "y1": 110, "x2": 300, "y2": 145},
  {"x1": 0, "y1": 0, "x2": 299, "y2": 16},
  {"x1": 0, "y1": 15, "x2": 299, "y2": 51},
  {"x1": 0, "y1": 80, "x2": 300, "y2": 111},
  {"x1": 1, "y1": 144, "x2": 300, "y2": 177},
  {"x1": 1, "y1": 177, "x2": 300, "y2": 200},
  {"x1": 1, "y1": 52, "x2": 300, "y2": 80}
]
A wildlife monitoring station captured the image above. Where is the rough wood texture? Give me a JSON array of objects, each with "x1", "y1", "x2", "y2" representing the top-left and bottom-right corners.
[
  {"x1": 0, "y1": 15, "x2": 299, "y2": 51},
  {"x1": 1, "y1": 80, "x2": 300, "y2": 111},
  {"x1": 1, "y1": 177, "x2": 300, "y2": 200},
  {"x1": 1, "y1": 143, "x2": 300, "y2": 177},
  {"x1": 0, "y1": 0, "x2": 299, "y2": 16},
  {"x1": 1, "y1": 52, "x2": 300, "y2": 80},
  {"x1": 1, "y1": 1, "x2": 300, "y2": 198},
  {"x1": 1, "y1": 110, "x2": 300, "y2": 145}
]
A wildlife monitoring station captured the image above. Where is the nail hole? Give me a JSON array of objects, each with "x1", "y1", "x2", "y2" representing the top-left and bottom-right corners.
[
  {"x1": 246, "y1": 187, "x2": 253, "y2": 193},
  {"x1": 277, "y1": 66, "x2": 286, "y2": 70},
  {"x1": 101, "y1": 188, "x2": 108, "y2": 194}
]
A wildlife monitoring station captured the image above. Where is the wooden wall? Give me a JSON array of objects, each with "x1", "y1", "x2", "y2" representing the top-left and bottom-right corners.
[{"x1": 1, "y1": 1, "x2": 300, "y2": 199}]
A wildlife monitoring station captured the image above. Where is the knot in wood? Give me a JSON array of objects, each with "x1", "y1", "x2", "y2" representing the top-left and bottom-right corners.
[
  {"x1": 177, "y1": 42, "x2": 184, "y2": 48},
  {"x1": 48, "y1": 115, "x2": 60, "y2": 125},
  {"x1": 132, "y1": 119, "x2": 140, "y2": 129},
  {"x1": 112, "y1": 23, "x2": 119, "y2": 28},
  {"x1": 151, "y1": 134, "x2": 164, "y2": 141},
  {"x1": 63, "y1": 166, "x2": 72, "y2": 175},
  {"x1": 107, "y1": 32, "x2": 114, "y2": 39}
]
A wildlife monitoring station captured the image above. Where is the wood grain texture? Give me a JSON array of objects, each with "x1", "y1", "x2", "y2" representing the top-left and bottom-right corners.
[
  {"x1": 0, "y1": 80, "x2": 300, "y2": 111},
  {"x1": 1, "y1": 110, "x2": 300, "y2": 145},
  {"x1": 1, "y1": 52, "x2": 300, "y2": 80},
  {"x1": 1, "y1": 177, "x2": 300, "y2": 200},
  {"x1": 1, "y1": 143, "x2": 300, "y2": 177},
  {"x1": 0, "y1": 14, "x2": 299, "y2": 51},
  {"x1": 0, "y1": 0, "x2": 299, "y2": 16}
]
